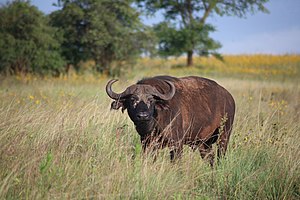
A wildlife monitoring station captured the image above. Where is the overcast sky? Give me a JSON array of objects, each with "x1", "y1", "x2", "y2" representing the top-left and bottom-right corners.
[{"x1": 1, "y1": 0, "x2": 300, "y2": 54}]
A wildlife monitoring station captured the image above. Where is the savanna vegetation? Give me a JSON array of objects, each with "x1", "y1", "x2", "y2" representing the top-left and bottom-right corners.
[
  {"x1": 0, "y1": 55, "x2": 299, "y2": 199},
  {"x1": 1, "y1": 0, "x2": 299, "y2": 199},
  {"x1": 1, "y1": 0, "x2": 269, "y2": 76}
]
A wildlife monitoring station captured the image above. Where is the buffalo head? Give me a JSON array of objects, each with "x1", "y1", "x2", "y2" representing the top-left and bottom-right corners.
[{"x1": 106, "y1": 79, "x2": 175, "y2": 135}]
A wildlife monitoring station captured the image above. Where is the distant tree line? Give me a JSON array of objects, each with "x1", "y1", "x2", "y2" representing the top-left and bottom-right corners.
[{"x1": 0, "y1": 0, "x2": 269, "y2": 76}]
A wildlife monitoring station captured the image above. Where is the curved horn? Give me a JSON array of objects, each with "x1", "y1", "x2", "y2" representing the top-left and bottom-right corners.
[
  {"x1": 153, "y1": 81, "x2": 176, "y2": 100},
  {"x1": 106, "y1": 79, "x2": 122, "y2": 100},
  {"x1": 106, "y1": 79, "x2": 137, "y2": 100}
]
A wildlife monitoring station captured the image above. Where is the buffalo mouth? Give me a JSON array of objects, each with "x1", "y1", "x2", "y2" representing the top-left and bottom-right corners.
[
  {"x1": 137, "y1": 118, "x2": 151, "y2": 122},
  {"x1": 136, "y1": 112, "x2": 151, "y2": 121}
]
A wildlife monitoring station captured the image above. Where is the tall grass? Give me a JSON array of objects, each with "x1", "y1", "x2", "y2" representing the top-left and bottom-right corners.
[{"x1": 0, "y1": 55, "x2": 299, "y2": 199}]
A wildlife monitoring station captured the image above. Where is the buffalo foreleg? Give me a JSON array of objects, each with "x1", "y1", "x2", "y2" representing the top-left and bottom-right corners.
[
  {"x1": 170, "y1": 143, "x2": 183, "y2": 161},
  {"x1": 140, "y1": 136, "x2": 160, "y2": 161}
]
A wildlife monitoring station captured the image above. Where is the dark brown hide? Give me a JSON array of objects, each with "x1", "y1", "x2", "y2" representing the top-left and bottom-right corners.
[{"x1": 106, "y1": 76, "x2": 235, "y2": 165}]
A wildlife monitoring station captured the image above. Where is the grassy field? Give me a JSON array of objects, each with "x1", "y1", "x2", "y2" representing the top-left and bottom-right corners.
[{"x1": 0, "y1": 55, "x2": 299, "y2": 199}]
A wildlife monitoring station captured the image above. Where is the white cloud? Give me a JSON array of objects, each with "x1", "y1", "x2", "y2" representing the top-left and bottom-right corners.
[{"x1": 219, "y1": 27, "x2": 300, "y2": 54}]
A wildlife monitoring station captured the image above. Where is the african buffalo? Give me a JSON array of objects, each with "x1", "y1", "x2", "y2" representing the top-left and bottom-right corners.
[{"x1": 106, "y1": 76, "x2": 235, "y2": 165}]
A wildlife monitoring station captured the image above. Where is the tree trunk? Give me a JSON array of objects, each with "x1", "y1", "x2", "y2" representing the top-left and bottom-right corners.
[
  {"x1": 65, "y1": 63, "x2": 71, "y2": 74},
  {"x1": 187, "y1": 50, "x2": 193, "y2": 66}
]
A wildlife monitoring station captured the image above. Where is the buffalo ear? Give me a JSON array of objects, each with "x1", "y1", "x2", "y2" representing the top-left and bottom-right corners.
[
  {"x1": 111, "y1": 100, "x2": 127, "y2": 113},
  {"x1": 155, "y1": 99, "x2": 170, "y2": 110}
]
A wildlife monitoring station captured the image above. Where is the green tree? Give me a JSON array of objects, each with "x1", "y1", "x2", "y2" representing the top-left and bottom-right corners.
[
  {"x1": 153, "y1": 21, "x2": 222, "y2": 62},
  {"x1": 137, "y1": 0, "x2": 269, "y2": 66},
  {"x1": 51, "y1": 0, "x2": 154, "y2": 75},
  {"x1": 0, "y1": 0, "x2": 65, "y2": 75}
]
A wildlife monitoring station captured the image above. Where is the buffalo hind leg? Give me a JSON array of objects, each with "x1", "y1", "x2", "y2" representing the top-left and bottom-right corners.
[
  {"x1": 217, "y1": 131, "x2": 229, "y2": 160},
  {"x1": 199, "y1": 128, "x2": 219, "y2": 167},
  {"x1": 217, "y1": 122, "x2": 233, "y2": 162},
  {"x1": 199, "y1": 143, "x2": 214, "y2": 167}
]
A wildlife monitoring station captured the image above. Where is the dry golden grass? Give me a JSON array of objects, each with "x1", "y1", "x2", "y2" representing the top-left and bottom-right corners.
[{"x1": 135, "y1": 54, "x2": 300, "y2": 80}]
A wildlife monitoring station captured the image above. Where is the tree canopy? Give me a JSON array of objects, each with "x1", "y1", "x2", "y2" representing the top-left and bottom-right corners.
[
  {"x1": 0, "y1": 1, "x2": 65, "y2": 75},
  {"x1": 0, "y1": 0, "x2": 270, "y2": 76},
  {"x1": 51, "y1": 0, "x2": 154, "y2": 75},
  {"x1": 0, "y1": 0, "x2": 154, "y2": 76},
  {"x1": 137, "y1": 0, "x2": 269, "y2": 66}
]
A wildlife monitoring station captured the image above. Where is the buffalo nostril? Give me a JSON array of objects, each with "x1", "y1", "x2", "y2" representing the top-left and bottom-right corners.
[{"x1": 137, "y1": 112, "x2": 149, "y2": 120}]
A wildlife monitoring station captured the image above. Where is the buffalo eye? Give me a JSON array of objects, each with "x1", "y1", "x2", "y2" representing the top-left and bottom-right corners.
[
  {"x1": 147, "y1": 97, "x2": 155, "y2": 104},
  {"x1": 130, "y1": 96, "x2": 138, "y2": 107}
]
